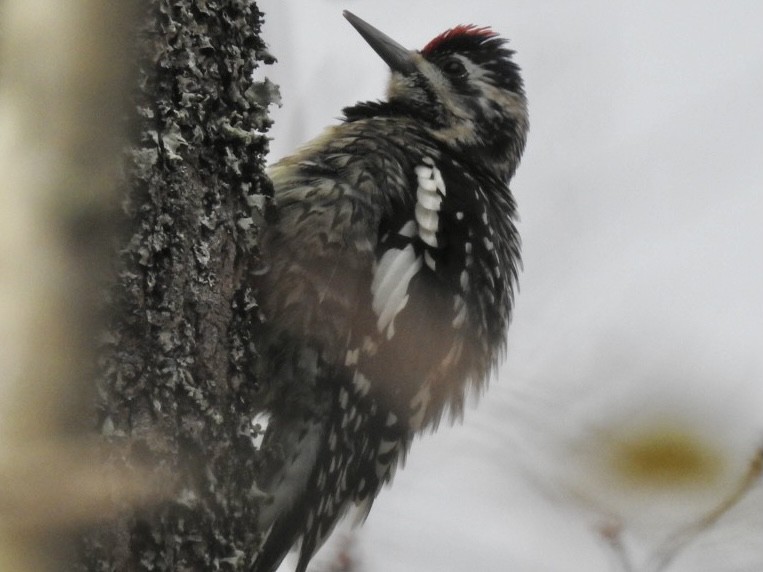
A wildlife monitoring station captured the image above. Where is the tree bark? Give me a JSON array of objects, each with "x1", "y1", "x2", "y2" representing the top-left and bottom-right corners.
[{"x1": 77, "y1": 1, "x2": 276, "y2": 569}]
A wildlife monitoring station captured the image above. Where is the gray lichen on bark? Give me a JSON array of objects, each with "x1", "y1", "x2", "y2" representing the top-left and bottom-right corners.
[{"x1": 77, "y1": 1, "x2": 277, "y2": 569}]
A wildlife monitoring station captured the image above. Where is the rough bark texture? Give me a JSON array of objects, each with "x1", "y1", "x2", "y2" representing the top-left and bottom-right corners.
[{"x1": 77, "y1": 1, "x2": 276, "y2": 569}]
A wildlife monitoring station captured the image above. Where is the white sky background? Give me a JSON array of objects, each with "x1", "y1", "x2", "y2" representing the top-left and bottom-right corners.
[{"x1": 257, "y1": 2, "x2": 763, "y2": 570}]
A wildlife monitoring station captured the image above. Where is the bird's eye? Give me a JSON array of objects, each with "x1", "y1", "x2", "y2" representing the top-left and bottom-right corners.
[{"x1": 442, "y1": 58, "x2": 467, "y2": 79}]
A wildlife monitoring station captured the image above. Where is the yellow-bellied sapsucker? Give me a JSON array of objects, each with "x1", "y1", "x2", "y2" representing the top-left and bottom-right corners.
[{"x1": 254, "y1": 11, "x2": 528, "y2": 572}]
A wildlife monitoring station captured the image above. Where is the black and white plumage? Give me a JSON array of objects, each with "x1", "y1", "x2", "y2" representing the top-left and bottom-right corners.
[{"x1": 254, "y1": 11, "x2": 528, "y2": 572}]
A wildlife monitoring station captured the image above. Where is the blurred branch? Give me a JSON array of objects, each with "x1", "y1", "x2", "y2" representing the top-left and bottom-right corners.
[{"x1": 0, "y1": 0, "x2": 149, "y2": 569}]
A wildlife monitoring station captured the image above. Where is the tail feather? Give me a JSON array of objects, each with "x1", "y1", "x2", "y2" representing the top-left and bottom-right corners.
[
  {"x1": 254, "y1": 415, "x2": 325, "y2": 572},
  {"x1": 254, "y1": 510, "x2": 303, "y2": 572}
]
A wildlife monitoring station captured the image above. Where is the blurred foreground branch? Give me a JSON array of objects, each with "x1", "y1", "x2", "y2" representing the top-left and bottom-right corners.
[{"x1": 0, "y1": 0, "x2": 145, "y2": 569}]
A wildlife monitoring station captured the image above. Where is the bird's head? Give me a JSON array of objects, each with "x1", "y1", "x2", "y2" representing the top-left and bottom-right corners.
[{"x1": 344, "y1": 11, "x2": 528, "y2": 180}]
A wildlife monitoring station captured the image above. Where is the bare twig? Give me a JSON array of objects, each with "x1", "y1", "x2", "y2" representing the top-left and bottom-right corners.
[{"x1": 598, "y1": 519, "x2": 636, "y2": 572}]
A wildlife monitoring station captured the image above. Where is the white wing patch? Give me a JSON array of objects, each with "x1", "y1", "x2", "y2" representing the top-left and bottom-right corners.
[
  {"x1": 371, "y1": 243, "x2": 422, "y2": 340},
  {"x1": 414, "y1": 159, "x2": 446, "y2": 249},
  {"x1": 369, "y1": 159, "x2": 447, "y2": 340},
  {"x1": 398, "y1": 220, "x2": 417, "y2": 238}
]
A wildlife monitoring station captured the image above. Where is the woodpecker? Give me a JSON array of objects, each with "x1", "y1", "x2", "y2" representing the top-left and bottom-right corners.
[{"x1": 254, "y1": 11, "x2": 528, "y2": 572}]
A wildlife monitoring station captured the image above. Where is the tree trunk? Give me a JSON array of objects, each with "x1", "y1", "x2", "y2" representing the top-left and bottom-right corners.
[{"x1": 77, "y1": 0, "x2": 277, "y2": 569}]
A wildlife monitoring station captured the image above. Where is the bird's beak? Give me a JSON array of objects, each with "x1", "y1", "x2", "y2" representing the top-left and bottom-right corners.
[{"x1": 343, "y1": 11, "x2": 417, "y2": 76}]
